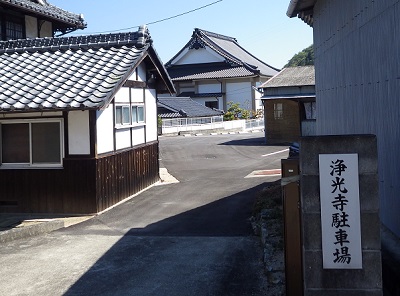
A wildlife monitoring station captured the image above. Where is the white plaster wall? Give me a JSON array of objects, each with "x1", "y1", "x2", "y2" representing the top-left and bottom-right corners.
[
  {"x1": 96, "y1": 105, "x2": 114, "y2": 154},
  {"x1": 175, "y1": 47, "x2": 224, "y2": 65},
  {"x1": 254, "y1": 87, "x2": 263, "y2": 111},
  {"x1": 114, "y1": 87, "x2": 130, "y2": 103},
  {"x1": 255, "y1": 98, "x2": 263, "y2": 111},
  {"x1": 174, "y1": 82, "x2": 194, "y2": 94},
  {"x1": 179, "y1": 86, "x2": 195, "y2": 93},
  {"x1": 25, "y1": 16, "x2": 38, "y2": 38},
  {"x1": 132, "y1": 126, "x2": 145, "y2": 146},
  {"x1": 145, "y1": 88, "x2": 157, "y2": 142},
  {"x1": 198, "y1": 83, "x2": 221, "y2": 93},
  {"x1": 68, "y1": 110, "x2": 90, "y2": 155},
  {"x1": 116, "y1": 129, "x2": 131, "y2": 150},
  {"x1": 137, "y1": 63, "x2": 146, "y2": 82},
  {"x1": 40, "y1": 21, "x2": 52, "y2": 37},
  {"x1": 131, "y1": 88, "x2": 144, "y2": 103},
  {"x1": 226, "y1": 81, "x2": 252, "y2": 110}
]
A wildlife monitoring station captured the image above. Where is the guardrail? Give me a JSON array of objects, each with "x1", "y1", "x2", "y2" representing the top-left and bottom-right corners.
[
  {"x1": 160, "y1": 116, "x2": 264, "y2": 135},
  {"x1": 162, "y1": 116, "x2": 224, "y2": 128},
  {"x1": 245, "y1": 118, "x2": 264, "y2": 130}
]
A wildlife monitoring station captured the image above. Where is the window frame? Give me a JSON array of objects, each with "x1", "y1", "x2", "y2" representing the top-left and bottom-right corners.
[
  {"x1": 0, "y1": 118, "x2": 64, "y2": 169},
  {"x1": 132, "y1": 105, "x2": 145, "y2": 124},
  {"x1": 205, "y1": 101, "x2": 218, "y2": 109},
  {"x1": 115, "y1": 103, "x2": 145, "y2": 128},
  {"x1": 304, "y1": 101, "x2": 316, "y2": 120},
  {"x1": 273, "y1": 103, "x2": 284, "y2": 120},
  {"x1": 0, "y1": 13, "x2": 25, "y2": 41},
  {"x1": 115, "y1": 105, "x2": 131, "y2": 126}
]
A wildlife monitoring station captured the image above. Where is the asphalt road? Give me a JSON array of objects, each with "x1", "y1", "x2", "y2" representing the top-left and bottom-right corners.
[{"x1": 0, "y1": 132, "x2": 288, "y2": 296}]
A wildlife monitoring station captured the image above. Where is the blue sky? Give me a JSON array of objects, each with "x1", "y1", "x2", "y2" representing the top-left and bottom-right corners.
[{"x1": 50, "y1": 0, "x2": 313, "y2": 69}]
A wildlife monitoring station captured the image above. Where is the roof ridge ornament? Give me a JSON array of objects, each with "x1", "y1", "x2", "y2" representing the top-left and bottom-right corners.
[
  {"x1": 189, "y1": 36, "x2": 205, "y2": 50},
  {"x1": 136, "y1": 25, "x2": 152, "y2": 48}
]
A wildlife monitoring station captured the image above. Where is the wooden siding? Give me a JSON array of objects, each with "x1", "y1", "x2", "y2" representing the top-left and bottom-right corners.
[
  {"x1": 264, "y1": 99, "x2": 301, "y2": 144},
  {"x1": 0, "y1": 142, "x2": 159, "y2": 214},
  {"x1": 95, "y1": 141, "x2": 159, "y2": 212},
  {"x1": 0, "y1": 159, "x2": 97, "y2": 214},
  {"x1": 313, "y1": 0, "x2": 400, "y2": 236}
]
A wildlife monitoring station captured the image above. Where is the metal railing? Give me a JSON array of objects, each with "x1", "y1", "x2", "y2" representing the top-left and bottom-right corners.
[
  {"x1": 161, "y1": 116, "x2": 224, "y2": 128},
  {"x1": 160, "y1": 116, "x2": 264, "y2": 135},
  {"x1": 245, "y1": 118, "x2": 264, "y2": 130}
]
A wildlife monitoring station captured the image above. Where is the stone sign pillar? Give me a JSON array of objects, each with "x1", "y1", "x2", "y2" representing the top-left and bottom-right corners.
[{"x1": 300, "y1": 135, "x2": 382, "y2": 296}]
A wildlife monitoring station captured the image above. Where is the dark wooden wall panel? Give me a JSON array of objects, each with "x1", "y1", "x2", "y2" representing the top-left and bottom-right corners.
[
  {"x1": 95, "y1": 142, "x2": 159, "y2": 212},
  {"x1": 0, "y1": 142, "x2": 159, "y2": 214},
  {"x1": 0, "y1": 159, "x2": 97, "y2": 214}
]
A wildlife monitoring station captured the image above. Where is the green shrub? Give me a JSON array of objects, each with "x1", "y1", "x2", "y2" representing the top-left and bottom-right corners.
[{"x1": 224, "y1": 101, "x2": 252, "y2": 120}]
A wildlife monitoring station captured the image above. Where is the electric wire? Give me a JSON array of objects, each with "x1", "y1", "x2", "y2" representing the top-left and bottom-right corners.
[{"x1": 74, "y1": 0, "x2": 223, "y2": 35}]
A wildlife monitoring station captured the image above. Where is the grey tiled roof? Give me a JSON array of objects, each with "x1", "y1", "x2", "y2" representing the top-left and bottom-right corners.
[
  {"x1": 158, "y1": 111, "x2": 182, "y2": 118},
  {"x1": 0, "y1": 32, "x2": 149, "y2": 52},
  {"x1": 260, "y1": 66, "x2": 315, "y2": 88},
  {"x1": 158, "y1": 97, "x2": 223, "y2": 118},
  {"x1": 169, "y1": 65, "x2": 256, "y2": 81},
  {"x1": 1, "y1": 0, "x2": 86, "y2": 30},
  {"x1": 0, "y1": 28, "x2": 172, "y2": 112},
  {"x1": 165, "y1": 28, "x2": 279, "y2": 80},
  {"x1": 179, "y1": 92, "x2": 223, "y2": 98},
  {"x1": 200, "y1": 29, "x2": 279, "y2": 76}
]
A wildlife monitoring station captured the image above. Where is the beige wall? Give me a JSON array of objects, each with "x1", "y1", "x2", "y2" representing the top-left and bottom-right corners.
[
  {"x1": 25, "y1": 16, "x2": 53, "y2": 38},
  {"x1": 264, "y1": 99, "x2": 300, "y2": 143}
]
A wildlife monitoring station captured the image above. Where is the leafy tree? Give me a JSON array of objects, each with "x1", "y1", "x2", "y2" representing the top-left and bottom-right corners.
[
  {"x1": 241, "y1": 109, "x2": 251, "y2": 119},
  {"x1": 224, "y1": 102, "x2": 251, "y2": 121},
  {"x1": 285, "y1": 45, "x2": 314, "y2": 67}
]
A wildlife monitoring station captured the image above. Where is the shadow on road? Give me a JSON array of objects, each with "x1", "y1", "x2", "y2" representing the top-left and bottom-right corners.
[
  {"x1": 218, "y1": 136, "x2": 266, "y2": 147},
  {"x1": 219, "y1": 136, "x2": 289, "y2": 147},
  {"x1": 63, "y1": 182, "x2": 276, "y2": 295},
  {"x1": 124, "y1": 182, "x2": 268, "y2": 237}
]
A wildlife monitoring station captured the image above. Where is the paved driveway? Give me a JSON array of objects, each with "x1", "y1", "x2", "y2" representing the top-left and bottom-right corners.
[{"x1": 0, "y1": 132, "x2": 288, "y2": 296}]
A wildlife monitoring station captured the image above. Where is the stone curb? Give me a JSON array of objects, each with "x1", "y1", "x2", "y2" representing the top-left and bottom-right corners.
[{"x1": 0, "y1": 220, "x2": 64, "y2": 244}]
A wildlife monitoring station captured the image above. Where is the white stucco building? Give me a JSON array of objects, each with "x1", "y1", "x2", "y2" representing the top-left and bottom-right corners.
[{"x1": 164, "y1": 28, "x2": 279, "y2": 113}]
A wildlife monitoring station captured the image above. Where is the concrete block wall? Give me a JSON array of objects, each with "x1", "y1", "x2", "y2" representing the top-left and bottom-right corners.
[{"x1": 300, "y1": 135, "x2": 382, "y2": 296}]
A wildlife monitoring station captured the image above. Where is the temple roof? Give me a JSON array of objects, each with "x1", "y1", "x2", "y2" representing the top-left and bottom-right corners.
[{"x1": 166, "y1": 28, "x2": 279, "y2": 81}]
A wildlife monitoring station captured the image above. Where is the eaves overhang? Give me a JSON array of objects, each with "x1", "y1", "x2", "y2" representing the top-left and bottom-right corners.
[
  {"x1": 0, "y1": 0, "x2": 87, "y2": 33},
  {"x1": 287, "y1": 0, "x2": 317, "y2": 26},
  {"x1": 261, "y1": 93, "x2": 315, "y2": 101}
]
